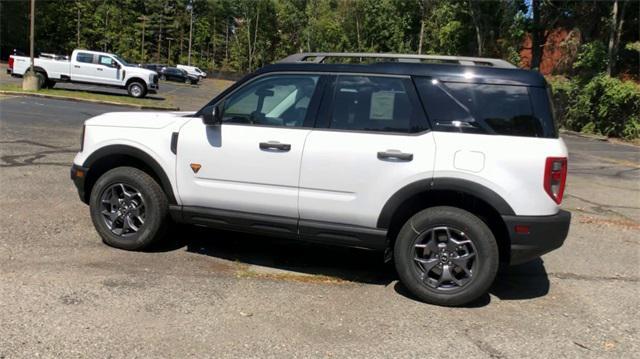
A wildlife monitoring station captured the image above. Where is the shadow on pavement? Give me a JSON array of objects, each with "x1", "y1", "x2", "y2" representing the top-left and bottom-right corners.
[
  {"x1": 52, "y1": 86, "x2": 166, "y2": 101},
  {"x1": 154, "y1": 225, "x2": 550, "y2": 306}
]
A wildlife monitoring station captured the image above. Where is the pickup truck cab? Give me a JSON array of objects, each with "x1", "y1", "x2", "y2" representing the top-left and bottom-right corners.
[{"x1": 9, "y1": 49, "x2": 158, "y2": 98}]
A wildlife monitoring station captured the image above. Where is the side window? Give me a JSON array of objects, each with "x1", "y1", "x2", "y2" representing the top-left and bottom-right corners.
[
  {"x1": 76, "y1": 52, "x2": 94, "y2": 64},
  {"x1": 329, "y1": 76, "x2": 418, "y2": 133},
  {"x1": 222, "y1": 74, "x2": 319, "y2": 127},
  {"x1": 98, "y1": 55, "x2": 114, "y2": 67},
  {"x1": 415, "y1": 78, "x2": 544, "y2": 137}
]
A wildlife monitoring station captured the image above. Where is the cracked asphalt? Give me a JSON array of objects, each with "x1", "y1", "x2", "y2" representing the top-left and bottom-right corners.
[{"x1": 0, "y1": 94, "x2": 638, "y2": 358}]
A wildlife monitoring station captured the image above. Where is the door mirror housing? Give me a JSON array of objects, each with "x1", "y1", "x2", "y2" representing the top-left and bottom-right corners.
[{"x1": 202, "y1": 105, "x2": 222, "y2": 126}]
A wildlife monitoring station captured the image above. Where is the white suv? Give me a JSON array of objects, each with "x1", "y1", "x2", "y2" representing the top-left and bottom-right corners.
[{"x1": 71, "y1": 53, "x2": 571, "y2": 306}]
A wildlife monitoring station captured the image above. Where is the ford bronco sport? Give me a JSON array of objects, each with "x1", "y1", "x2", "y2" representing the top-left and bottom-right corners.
[{"x1": 71, "y1": 53, "x2": 571, "y2": 306}]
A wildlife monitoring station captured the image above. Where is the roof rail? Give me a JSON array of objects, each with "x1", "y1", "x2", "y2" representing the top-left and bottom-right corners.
[{"x1": 278, "y1": 52, "x2": 517, "y2": 69}]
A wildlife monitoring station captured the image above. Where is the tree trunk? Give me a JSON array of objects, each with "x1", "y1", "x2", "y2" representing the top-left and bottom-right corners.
[
  {"x1": 252, "y1": 8, "x2": 259, "y2": 70},
  {"x1": 607, "y1": 0, "x2": 627, "y2": 76},
  {"x1": 530, "y1": 0, "x2": 543, "y2": 70},
  {"x1": 418, "y1": 19, "x2": 425, "y2": 55},
  {"x1": 469, "y1": 1, "x2": 483, "y2": 56}
]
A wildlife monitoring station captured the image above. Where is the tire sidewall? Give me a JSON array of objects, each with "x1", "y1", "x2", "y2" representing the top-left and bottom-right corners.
[
  {"x1": 89, "y1": 168, "x2": 166, "y2": 250},
  {"x1": 394, "y1": 206, "x2": 499, "y2": 306}
]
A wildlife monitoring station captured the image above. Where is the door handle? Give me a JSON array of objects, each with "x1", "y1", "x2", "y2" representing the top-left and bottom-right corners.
[
  {"x1": 377, "y1": 150, "x2": 413, "y2": 161},
  {"x1": 259, "y1": 141, "x2": 291, "y2": 152},
  {"x1": 74, "y1": 65, "x2": 80, "y2": 68},
  {"x1": 97, "y1": 68, "x2": 103, "y2": 71}
]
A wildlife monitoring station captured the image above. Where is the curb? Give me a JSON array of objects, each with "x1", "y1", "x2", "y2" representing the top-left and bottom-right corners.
[{"x1": 0, "y1": 90, "x2": 179, "y2": 111}]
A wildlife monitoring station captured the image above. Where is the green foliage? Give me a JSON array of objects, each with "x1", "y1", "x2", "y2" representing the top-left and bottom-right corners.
[
  {"x1": 573, "y1": 41, "x2": 608, "y2": 77},
  {"x1": 554, "y1": 75, "x2": 640, "y2": 139}
]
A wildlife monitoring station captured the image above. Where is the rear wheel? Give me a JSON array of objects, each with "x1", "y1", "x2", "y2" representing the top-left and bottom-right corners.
[
  {"x1": 89, "y1": 167, "x2": 168, "y2": 251},
  {"x1": 394, "y1": 206, "x2": 499, "y2": 306},
  {"x1": 127, "y1": 81, "x2": 147, "y2": 98}
]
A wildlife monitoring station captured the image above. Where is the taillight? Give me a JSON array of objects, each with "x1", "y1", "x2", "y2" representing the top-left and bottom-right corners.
[
  {"x1": 8, "y1": 56, "x2": 14, "y2": 70},
  {"x1": 544, "y1": 157, "x2": 567, "y2": 204}
]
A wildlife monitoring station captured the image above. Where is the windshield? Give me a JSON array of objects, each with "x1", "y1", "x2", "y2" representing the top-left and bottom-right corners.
[{"x1": 112, "y1": 55, "x2": 132, "y2": 67}]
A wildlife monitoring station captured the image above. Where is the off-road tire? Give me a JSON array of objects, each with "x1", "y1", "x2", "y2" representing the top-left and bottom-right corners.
[
  {"x1": 89, "y1": 167, "x2": 168, "y2": 251},
  {"x1": 394, "y1": 206, "x2": 499, "y2": 306}
]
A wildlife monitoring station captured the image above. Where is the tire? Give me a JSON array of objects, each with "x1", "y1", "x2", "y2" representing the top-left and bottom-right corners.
[
  {"x1": 89, "y1": 167, "x2": 168, "y2": 251},
  {"x1": 127, "y1": 81, "x2": 147, "y2": 98},
  {"x1": 44, "y1": 79, "x2": 56, "y2": 89},
  {"x1": 394, "y1": 206, "x2": 499, "y2": 306}
]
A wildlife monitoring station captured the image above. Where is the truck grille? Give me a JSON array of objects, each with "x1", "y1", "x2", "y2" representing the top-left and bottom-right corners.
[{"x1": 152, "y1": 74, "x2": 158, "y2": 85}]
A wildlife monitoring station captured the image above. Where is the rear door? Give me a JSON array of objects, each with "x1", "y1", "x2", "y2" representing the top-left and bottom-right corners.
[
  {"x1": 71, "y1": 52, "x2": 97, "y2": 82},
  {"x1": 299, "y1": 74, "x2": 436, "y2": 230},
  {"x1": 177, "y1": 73, "x2": 324, "y2": 224}
]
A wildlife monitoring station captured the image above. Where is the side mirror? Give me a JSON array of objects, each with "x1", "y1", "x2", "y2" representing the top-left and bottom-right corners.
[{"x1": 202, "y1": 105, "x2": 222, "y2": 126}]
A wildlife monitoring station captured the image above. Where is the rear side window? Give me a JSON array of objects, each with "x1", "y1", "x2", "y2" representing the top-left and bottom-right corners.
[
  {"x1": 329, "y1": 76, "x2": 422, "y2": 133},
  {"x1": 76, "y1": 52, "x2": 94, "y2": 63},
  {"x1": 416, "y1": 78, "x2": 549, "y2": 137}
]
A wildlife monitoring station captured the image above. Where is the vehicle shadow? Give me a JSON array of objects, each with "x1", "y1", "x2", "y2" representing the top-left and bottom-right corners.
[
  {"x1": 51, "y1": 86, "x2": 166, "y2": 101},
  {"x1": 155, "y1": 226, "x2": 550, "y2": 306}
]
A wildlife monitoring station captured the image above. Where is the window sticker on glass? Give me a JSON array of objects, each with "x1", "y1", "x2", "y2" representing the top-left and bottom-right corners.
[{"x1": 370, "y1": 91, "x2": 395, "y2": 121}]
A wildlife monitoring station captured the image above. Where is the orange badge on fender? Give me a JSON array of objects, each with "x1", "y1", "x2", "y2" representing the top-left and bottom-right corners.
[{"x1": 190, "y1": 163, "x2": 202, "y2": 173}]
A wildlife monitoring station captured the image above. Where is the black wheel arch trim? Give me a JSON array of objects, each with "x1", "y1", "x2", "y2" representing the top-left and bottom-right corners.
[
  {"x1": 82, "y1": 145, "x2": 177, "y2": 204},
  {"x1": 376, "y1": 177, "x2": 515, "y2": 229}
]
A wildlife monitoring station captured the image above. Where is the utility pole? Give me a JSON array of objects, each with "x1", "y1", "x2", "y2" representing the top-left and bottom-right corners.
[
  {"x1": 29, "y1": 0, "x2": 35, "y2": 73},
  {"x1": 167, "y1": 37, "x2": 174, "y2": 65},
  {"x1": 187, "y1": 0, "x2": 193, "y2": 65},
  {"x1": 23, "y1": 0, "x2": 38, "y2": 90}
]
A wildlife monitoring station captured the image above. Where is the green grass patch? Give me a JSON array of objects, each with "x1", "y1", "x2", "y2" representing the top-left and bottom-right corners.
[{"x1": 0, "y1": 82, "x2": 177, "y2": 109}]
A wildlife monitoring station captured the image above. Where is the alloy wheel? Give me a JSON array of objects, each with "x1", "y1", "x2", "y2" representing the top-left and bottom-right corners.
[
  {"x1": 99, "y1": 183, "x2": 146, "y2": 237},
  {"x1": 412, "y1": 226, "x2": 478, "y2": 291}
]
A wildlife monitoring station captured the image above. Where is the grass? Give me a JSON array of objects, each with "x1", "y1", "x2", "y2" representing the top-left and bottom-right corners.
[{"x1": 0, "y1": 82, "x2": 178, "y2": 109}]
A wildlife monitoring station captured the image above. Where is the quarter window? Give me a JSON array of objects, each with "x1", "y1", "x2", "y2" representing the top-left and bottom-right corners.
[
  {"x1": 329, "y1": 76, "x2": 417, "y2": 133},
  {"x1": 222, "y1": 75, "x2": 319, "y2": 127},
  {"x1": 415, "y1": 78, "x2": 545, "y2": 137}
]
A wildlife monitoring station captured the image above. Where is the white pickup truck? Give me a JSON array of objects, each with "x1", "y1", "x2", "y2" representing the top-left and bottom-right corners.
[{"x1": 8, "y1": 49, "x2": 159, "y2": 98}]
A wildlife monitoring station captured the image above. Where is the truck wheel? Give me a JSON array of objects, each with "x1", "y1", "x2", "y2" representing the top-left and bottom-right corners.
[
  {"x1": 394, "y1": 206, "x2": 499, "y2": 306},
  {"x1": 89, "y1": 167, "x2": 168, "y2": 251},
  {"x1": 127, "y1": 81, "x2": 147, "y2": 98},
  {"x1": 44, "y1": 79, "x2": 56, "y2": 89}
]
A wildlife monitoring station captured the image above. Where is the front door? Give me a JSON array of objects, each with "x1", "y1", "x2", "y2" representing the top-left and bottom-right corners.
[
  {"x1": 96, "y1": 55, "x2": 121, "y2": 85},
  {"x1": 177, "y1": 73, "x2": 322, "y2": 219}
]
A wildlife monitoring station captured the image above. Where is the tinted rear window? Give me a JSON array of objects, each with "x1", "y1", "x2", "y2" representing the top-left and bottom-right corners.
[
  {"x1": 415, "y1": 78, "x2": 553, "y2": 138},
  {"x1": 76, "y1": 52, "x2": 94, "y2": 63}
]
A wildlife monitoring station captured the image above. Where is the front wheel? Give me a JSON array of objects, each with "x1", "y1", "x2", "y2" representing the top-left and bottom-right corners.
[
  {"x1": 127, "y1": 81, "x2": 147, "y2": 98},
  {"x1": 89, "y1": 167, "x2": 168, "y2": 251},
  {"x1": 394, "y1": 206, "x2": 499, "y2": 306}
]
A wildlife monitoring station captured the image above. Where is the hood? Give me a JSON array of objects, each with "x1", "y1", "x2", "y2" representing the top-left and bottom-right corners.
[
  {"x1": 124, "y1": 65, "x2": 156, "y2": 77},
  {"x1": 85, "y1": 111, "x2": 195, "y2": 129}
]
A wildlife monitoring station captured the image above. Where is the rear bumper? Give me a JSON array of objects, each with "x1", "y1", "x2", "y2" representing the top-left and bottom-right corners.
[
  {"x1": 70, "y1": 163, "x2": 89, "y2": 204},
  {"x1": 502, "y1": 210, "x2": 571, "y2": 265}
]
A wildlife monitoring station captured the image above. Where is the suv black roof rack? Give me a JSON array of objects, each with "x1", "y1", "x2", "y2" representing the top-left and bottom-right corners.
[{"x1": 279, "y1": 52, "x2": 517, "y2": 69}]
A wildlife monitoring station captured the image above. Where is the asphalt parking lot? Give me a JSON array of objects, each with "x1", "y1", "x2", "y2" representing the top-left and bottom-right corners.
[{"x1": 0, "y1": 94, "x2": 638, "y2": 358}]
